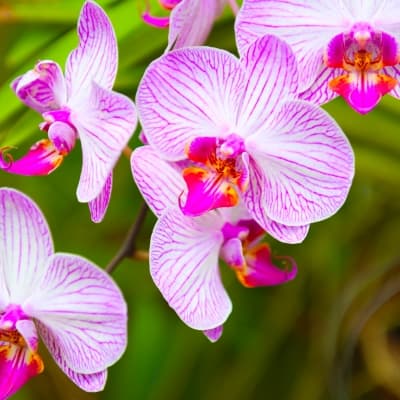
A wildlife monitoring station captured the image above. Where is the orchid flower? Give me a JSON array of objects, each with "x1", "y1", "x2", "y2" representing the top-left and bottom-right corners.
[
  {"x1": 0, "y1": 188, "x2": 127, "y2": 398},
  {"x1": 142, "y1": 0, "x2": 238, "y2": 50},
  {"x1": 136, "y1": 34, "x2": 354, "y2": 245},
  {"x1": 236, "y1": 0, "x2": 400, "y2": 114},
  {"x1": 131, "y1": 145, "x2": 297, "y2": 341},
  {"x1": 0, "y1": 0, "x2": 137, "y2": 222}
]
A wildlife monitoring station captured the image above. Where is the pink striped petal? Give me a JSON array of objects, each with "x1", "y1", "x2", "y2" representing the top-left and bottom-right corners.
[
  {"x1": 167, "y1": 0, "x2": 225, "y2": 50},
  {"x1": 35, "y1": 322, "x2": 108, "y2": 391},
  {"x1": 0, "y1": 139, "x2": 64, "y2": 176},
  {"x1": 385, "y1": 65, "x2": 400, "y2": 98},
  {"x1": 203, "y1": 325, "x2": 223, "y2": 343},
  {"x1": 74, "y1": 82, "x2": 137, "y2": 202},
  {"x1": 136, "y1": 47, "x2": 243, "y2": 160},
  {"x1": 235, "y1": 0, "x2": 347, "y2": 92},
  {"x1": 11, "y1": 60, "x2": 66, "y2": 114},
  {"x1": 262, "y1": 218, "x2": 309, "y2": 245},
  {"x1": 0, "y1": 188, "x2": 53, "y2": 305},
  {"x1": 150, "y1": 209, "x2": 231, "y2": 330},
  {"x1": 0, "y1": 344, "x2": 44, "y2": 399},
  {"x1": 237, "y1": 34, "x2": 299, "y2": 136},
  {"x1": 245, "y1": 100, "x2": 354, "y2": 226},
  {"x1": 25, "y1": 253, "x2": 127, "y2": 374},
  {"x1": 65, "y1": 0, "x2": 117, "y2": 99},
  {"x1": 88, "y1": 173, "x2": 112, "y2": 223},
  {"x1": 131, "y1": 145, "x2": 185, "y2": 217},
  {"x1": 299, "y1": 67, "x2": 340, "y2": 105}
]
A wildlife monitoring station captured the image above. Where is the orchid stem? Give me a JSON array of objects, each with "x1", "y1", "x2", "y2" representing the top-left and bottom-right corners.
[
  {"x1": 123, "y1": 146, "x2": 133, "y2": 159},
  {"x1": 105, "y1": 202, "x2": 148, "y2": 273}
]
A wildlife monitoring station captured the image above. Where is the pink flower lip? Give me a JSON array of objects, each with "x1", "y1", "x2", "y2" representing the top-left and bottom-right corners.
[
  {"x1": 179, "y1": 135, "x2": 248, "y2": 216},
  {"x1": 325, "y1": 24, "x2": 399, "y2": 113}
]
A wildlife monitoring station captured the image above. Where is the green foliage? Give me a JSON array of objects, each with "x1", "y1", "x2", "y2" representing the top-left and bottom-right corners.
[{"x1": 2, "y1": 1, "x2": 400, "y2": 399}]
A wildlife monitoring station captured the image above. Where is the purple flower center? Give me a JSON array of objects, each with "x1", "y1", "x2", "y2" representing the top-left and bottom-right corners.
[
  {"x1": 324, "y1": 22, "x2": 399, "y2": 113},
  {"x1": 179, "y1": 134, "x2": 249, "y2": 216}
]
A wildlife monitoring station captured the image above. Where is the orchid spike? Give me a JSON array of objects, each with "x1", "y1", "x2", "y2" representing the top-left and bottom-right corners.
[
  {"x1": 136, "y1": 34, "x2": 354, "y2": 238},
  {"x1": 4, "y1": 0, "x2": 137, "y2": 222},
  {"x1": 0, "y1": 188, "x2": 127, "y2": 398},
  {"x1": 131, "y1": 145, "x2": 297, "y2": 340},
  {"x1": 236, "y1": 0, "x2": 400, "y2": 114},
  {"x1": 142, "y1": 0, "x2": 231, "y2": 50}
]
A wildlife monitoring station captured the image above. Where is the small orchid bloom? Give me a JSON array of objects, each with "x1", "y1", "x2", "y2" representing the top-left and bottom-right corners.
[
  {"x1": 142, "y1": 0, "x2": 236, "y2": 50},
  {"x1": 0, "y1": 188, "x2": 127, "y2": 398},
  {"x1": 236, "y1": 0, "x2": 400, "y2": 114},
  {"x1": 1, "y1": 0, "x2": 137, "y2": 222},
  {"x1": 136, "y1": 34, "x2": 354, "y2": 244},
  {"x1": 131, "y1": 145, "x2": 297, "y2": 339}
]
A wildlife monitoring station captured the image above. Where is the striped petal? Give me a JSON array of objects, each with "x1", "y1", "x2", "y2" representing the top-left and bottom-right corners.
[
  {"x1": 136, "y1": 46, "x2": 244, "y2": 160},
  {"x1": 0, "y1": 188, "x2": 54, "y2": 305},
  {"x1": 131, "y1": 145, "x2": 185, "y2": 217},
  {"x1": 167, "y1": 0, "x2": 225, "y2": 50},
  {"x1": 150, "y1": 209, "x2": 231, "y2": 330},
  {"x1": 0, "y1": 344, "x2": 44, "y2": 399},
  {"x1": 261, "y1": 218, "x2": 309, "y2": 245},
  {"x1": 24, "y1": 253, "x2": 127, "y2": 375},
  {"x1": 11, "y1": 60, "x2": 66, "y2": 114},
  {"x1": 36, "y1": 322, "x2": 108, "y2": 392},
  {"x1": 245, "y1": 100, "x2": 354, "y2": 226},
  {"x1": 88, "y1": 173, "x2": 112, "y2": 223},
  {"x1": 236, "y1": 34, "x2": 299, "y2": 137},
  {"x1": 235, "y1": 0, "x2": 347, "y2": 92},
  {"x1": 65, "y1": 0, "x2": 117, "y2": 99},
  {"x1": 73, "y1": 82, "x2": 137, "y2": 202},
  {"x1": 299, "y1": 67, "x2": 340, "y2": 105}
]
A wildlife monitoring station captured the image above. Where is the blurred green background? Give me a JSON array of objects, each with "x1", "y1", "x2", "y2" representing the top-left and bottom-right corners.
[{"x1": 1, "y1": 0, "x2": 400, "y2": 399}]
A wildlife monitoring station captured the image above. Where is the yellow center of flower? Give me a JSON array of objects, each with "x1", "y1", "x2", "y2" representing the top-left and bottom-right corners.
[{"x1": 0, "y1": 329, "x2": 26, "y2": 347}]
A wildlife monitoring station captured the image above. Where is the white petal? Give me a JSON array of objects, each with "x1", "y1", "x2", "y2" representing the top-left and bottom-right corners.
[
  {"x1": 88, "y1": 173, "x2": 113, "y2": 223},
  {"x1": 136, "y1": 46, "x2": 244, "y2": 160},
  {"x1": 131, "y1": 145, "x2": 185, "y2": 217},
  {"x1": 36, "y1": 321, "x2": 108, "y2": 391},
  {"x1": 168, "y1": 0, "x2": 225, "y2": 50},
  {"x1": 245, "y1": 100, "x2": 354, "y2": 226},
  {"x1": 150, "y1": 209, "x2": 231, "y2": 330},
  {"x1": 0, "y1": 188, "x2": 53, "y2": 305},
  {"x1": 25, "y1": 253, "x2": 127, "y2": 374},
  {"x1": 65, "y1": 0, "x2": 117, "y2": 99},
  {"x1": 235, "y1": 0, "x2": 348, "y2": 91},
  {"x1": 72, "y1": 82, "x2": 137, "y2": 202},
  {"x1": 262, "y1": 219, "x2": 309, "y2": 244},
  {"x1": 236, "y1": 34, "x2": 299, "y2": 137}
]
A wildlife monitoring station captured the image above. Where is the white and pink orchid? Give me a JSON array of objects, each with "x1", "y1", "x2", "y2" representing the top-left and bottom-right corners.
[
  {"x1": 136, "y1": 34, "x2": 355, "y2": 245},
  {"x1": 131, "y1": 145, "x2": 297, "y2": 341},
  {"x1": 236, "y1": 0, "x2": 400, "y2": 114},
  {"x1": 142, "y1": 0, "x2": 238, "y2": 50},
  {"x1": 0, "y1": 188, "x2": 127, "y2": 398},
  {"x1": 0, "y1": 0, "x2": 137, "y2": 222}
]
